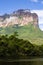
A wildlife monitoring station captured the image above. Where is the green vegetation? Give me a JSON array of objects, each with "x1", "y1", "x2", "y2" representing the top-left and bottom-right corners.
[
  {"x1": 0, "y1": 33, "x2": 43, "y2": 59},
  {"x1": 0, "y1": 23, "x2": 43, "y2": 45}
]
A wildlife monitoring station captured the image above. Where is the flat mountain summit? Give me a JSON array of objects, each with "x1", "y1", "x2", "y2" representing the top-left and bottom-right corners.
[{"x1": 0, "y1": 9, "x2": 38, "y2": 27}]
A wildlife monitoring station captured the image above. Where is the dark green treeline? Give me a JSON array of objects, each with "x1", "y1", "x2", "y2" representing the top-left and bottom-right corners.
[{"x1": 0, "y1": 33, "x2": 43, "y2": 59}]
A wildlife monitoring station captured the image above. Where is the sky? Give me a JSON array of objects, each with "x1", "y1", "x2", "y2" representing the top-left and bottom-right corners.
[{"x1": 0, "y1": 0, "x2": 43, "y2": 30}]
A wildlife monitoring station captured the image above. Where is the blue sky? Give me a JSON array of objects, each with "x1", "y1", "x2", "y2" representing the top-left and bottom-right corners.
[
  {"x1": 0, "y1": 0, "x2": 43, "y2": 30},
  {"x1": 0, "y1": 0, "x2": 43, "y2": 14}
]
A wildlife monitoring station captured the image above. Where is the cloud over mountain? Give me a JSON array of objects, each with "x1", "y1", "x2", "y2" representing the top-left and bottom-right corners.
[{"x1": 31, "y1": 10, "x2": 43, "y2": 24}]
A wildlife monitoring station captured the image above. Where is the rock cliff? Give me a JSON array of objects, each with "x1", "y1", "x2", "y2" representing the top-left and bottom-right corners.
[{"x1": 0, "y1": 9, "x2": 38, "y2": 27}]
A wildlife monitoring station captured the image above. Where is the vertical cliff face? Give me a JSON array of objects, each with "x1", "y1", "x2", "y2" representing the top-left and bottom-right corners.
[
  {"x1": 32, "y1": 13, "x2": 38, "y2": 27},
  {"x1": 0, "y1": 9, "x2": 38, "y2": 27}
]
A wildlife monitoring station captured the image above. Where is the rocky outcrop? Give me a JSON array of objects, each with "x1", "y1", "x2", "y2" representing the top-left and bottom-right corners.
[{"x1": 0, "y1": 9, "x2": 38, "y2": 27}]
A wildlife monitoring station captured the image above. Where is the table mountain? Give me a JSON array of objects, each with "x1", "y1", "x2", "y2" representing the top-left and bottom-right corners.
[{"x1": 0, "y1": 9, "x2": 38, "y2": 27}]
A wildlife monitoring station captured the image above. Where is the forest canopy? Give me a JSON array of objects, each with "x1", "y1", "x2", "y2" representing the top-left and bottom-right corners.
[{"x1": 0, "y1": 32, "x2": 43, "y2": 59}]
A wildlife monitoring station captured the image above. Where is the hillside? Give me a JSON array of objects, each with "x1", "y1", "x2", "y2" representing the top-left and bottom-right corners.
[
  {"x1": 0, "y1": 9, "x2": 43, "y2": 45},
  {"x1": 0, "y1": 23, "x2": 43, "y2": 45}
]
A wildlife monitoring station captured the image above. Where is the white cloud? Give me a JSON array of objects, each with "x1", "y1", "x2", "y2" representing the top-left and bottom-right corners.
[
  {"x1": 31, "y1": 10, "x2": 43, "y2": 17},
  {"x1": 39, "y1": 24, "x2": 43, "y2": 31},
  {"x1": 31, "y1": 10, "x2": 43, "y2": 30},
  {"x1": 31, "y1": 0, "x2": 38, "y2": 2},
  {"x1": 31, "y1": 10, "x2": 43, "y2": 24}
]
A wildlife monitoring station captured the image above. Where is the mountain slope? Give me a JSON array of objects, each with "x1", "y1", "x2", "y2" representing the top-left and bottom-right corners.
[
  {"x1": 0, "y1": 23, "x2": 43, "y2": 45},
  {"x1": 0, "y1": 9, "x2": 43, "y2": 45}
]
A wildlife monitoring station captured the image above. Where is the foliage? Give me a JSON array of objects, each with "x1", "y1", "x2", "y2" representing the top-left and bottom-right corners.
[
  {"x1": 0, "y1": 33, "x2": 43, "y2": 59},
  {"x1": 0, "y1": 23, "x2": 43, "y2": 45}
]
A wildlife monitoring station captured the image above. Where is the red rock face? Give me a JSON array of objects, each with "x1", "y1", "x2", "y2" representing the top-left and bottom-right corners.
[
  {"x1": 14, "y1": 9, "x2": 38, "y2": 27},
  {"x1": 32, "y1": 13, "x2": 38, "y2": 27},
  {"x1": 0, "y1": 9, "x2": 38, "y2": 27}
]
